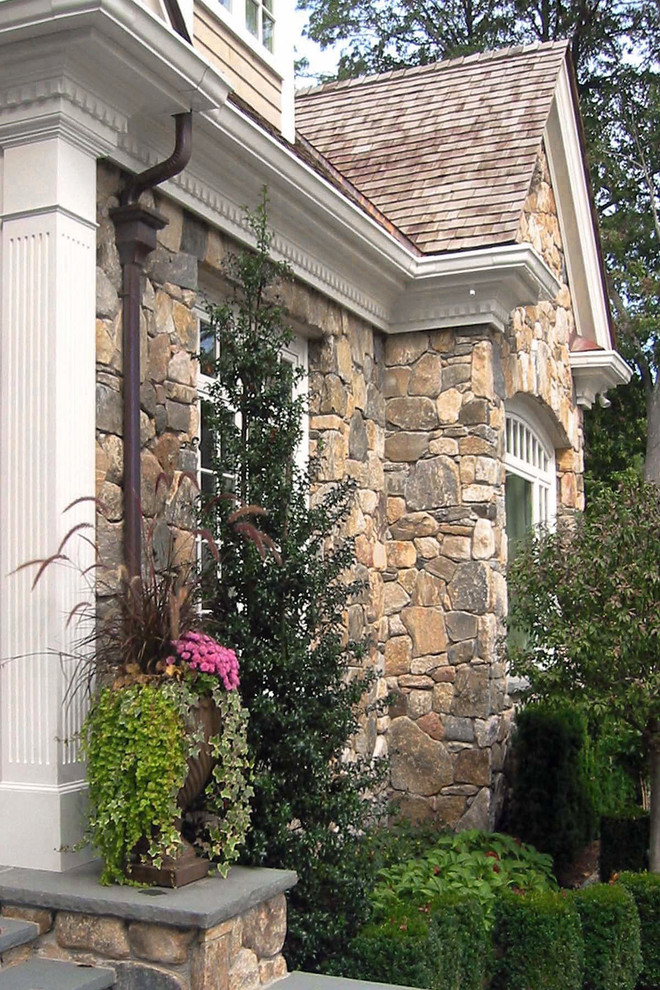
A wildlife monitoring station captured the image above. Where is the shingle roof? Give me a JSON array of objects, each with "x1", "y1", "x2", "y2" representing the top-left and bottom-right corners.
[{"x1": 295, "y1": 42, "x2": 569, "y2": 254}]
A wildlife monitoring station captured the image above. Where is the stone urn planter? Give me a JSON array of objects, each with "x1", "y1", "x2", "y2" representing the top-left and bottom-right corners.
[{"x1": 126, "y1": 696, "x2": 223, "y2": 888}]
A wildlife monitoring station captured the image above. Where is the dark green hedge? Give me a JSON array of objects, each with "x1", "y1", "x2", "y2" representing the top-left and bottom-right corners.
[
  {"x1": 617, "y1": 872, "x2": 660, "y2": 990},
  {"x1": 508, "y1": 702, "x2": 597, "y2": 870},
  {"x1": 492, "y1": 889, "x2": 583, "y2": 990},
  {"x1": 328, "y1": 911, "x2": 436, "y2": 988},
  {"x1": 600, "y1": 814, "x2": 649, "y2": 882},
  {"x1": 572, "y1": 883, "x2": 641, "y2": 990},
  {"x1": 331, "y1": 895, "x2": 487, "y2": 990},
  {"x1": 431, "y1": 895, "x2": 489, "y2": 990}
]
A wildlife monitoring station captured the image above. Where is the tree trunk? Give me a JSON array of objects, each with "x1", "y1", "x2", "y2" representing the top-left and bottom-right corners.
[
  {"x1": 649, "y1": 722, "x2": 660, "y2": 872},
  {"x1": 644, "y1": 385, "x2": 660, "y2": 483}
]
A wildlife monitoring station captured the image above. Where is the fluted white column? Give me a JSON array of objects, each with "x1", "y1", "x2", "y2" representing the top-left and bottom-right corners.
[{"x1": 0, "y1": 129, "x2": 97, "y2": 870}]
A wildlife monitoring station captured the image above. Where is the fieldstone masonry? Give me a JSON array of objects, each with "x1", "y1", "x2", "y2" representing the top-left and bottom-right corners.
[
  {"x1": 95, "y1": 137, "x2": 584, "y2": 831},
  {"x1": 0, "y1": 896, "x2": 288, "y2": 990}
]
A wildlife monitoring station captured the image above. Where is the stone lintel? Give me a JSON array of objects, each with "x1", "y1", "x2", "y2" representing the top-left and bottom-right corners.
[{"x1": 0, "y1": 863, "x2": 297, "y2": 931}]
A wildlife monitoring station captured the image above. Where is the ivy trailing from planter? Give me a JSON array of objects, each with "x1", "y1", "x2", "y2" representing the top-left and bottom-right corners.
[{"x1": 83, "y1": 676, "x2": 252, "y2": 885}]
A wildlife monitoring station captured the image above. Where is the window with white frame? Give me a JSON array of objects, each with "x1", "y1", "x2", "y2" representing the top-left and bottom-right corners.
[
  {"x1": 504, "y1": 408, "x2": 557, "y2": 550},
  {"x1": 199, "y1": 0, "x2": 276, "y2": 55},
  {"x1": 245, "y1": 0, "x2": 274, "y2": 51},
  {"x1": 196, "y1": 308, "x2": 308, "y2": 494}
]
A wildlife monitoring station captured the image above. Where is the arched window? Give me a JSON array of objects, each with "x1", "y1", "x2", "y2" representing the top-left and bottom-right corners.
[{"x1": 505, "y1": 406, "x2": 557, "y2": 550}]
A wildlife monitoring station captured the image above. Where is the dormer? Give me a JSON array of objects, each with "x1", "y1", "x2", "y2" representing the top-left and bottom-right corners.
[{"x1": 143, "y1": 0, "x2": 296, "y2": 140}]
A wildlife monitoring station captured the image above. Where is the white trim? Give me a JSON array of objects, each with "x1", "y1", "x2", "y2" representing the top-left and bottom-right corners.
[
  {"x1": 569, "y1": 348, "x2": 632, "y2": 408},
  {"x1": 505, "y1": 405, "x2": 557, "y2": 528},
  {"x1": 544, "y1": 63, "x2": 613, "y2": 350},
  {"x1": 0, "y1": 0, "x2": 565, "y2": 337}
]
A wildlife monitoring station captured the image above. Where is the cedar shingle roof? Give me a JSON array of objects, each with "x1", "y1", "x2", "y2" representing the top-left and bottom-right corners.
[{"x1": 295, "y1": 42, "x2": 569, "y2": 254}]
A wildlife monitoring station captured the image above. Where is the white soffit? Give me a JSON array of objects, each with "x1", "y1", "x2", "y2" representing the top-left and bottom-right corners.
[{"x1": 544, "y1": 62, "x2": 613, "y2": 350}]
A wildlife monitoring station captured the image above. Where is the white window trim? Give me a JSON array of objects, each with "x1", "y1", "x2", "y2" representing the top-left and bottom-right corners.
[
  {"x1": 197, "y1": 0, "x2": 287, "y2": 76},
  {"x1": 195, "y1": 306, "x2": 309, "y2": 491},
  {"x1": 505, "y1": 405, "x2": 557, "y2": 529}
]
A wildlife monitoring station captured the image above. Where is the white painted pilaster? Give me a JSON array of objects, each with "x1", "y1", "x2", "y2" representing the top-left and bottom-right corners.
[{"x1": 0, "y1": 129, "x2": 98, "y2": 870}]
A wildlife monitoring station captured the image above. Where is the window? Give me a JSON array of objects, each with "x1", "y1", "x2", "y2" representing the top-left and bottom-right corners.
[
  {"x1": 504, "y1": 410, "x2": 556, "y2": 546},
  {"x1": 245, "y1": 0, "x2": 274, "y2": 51},
  {"x1": 504, "y1": 404, "x2": 557, "y2": 661},
  {"x1": 199, "y1": 0, "x2": 277, "y2": 56},
  {"x1": 196, "y1": 309, "x2": 308, "y2": 493}
]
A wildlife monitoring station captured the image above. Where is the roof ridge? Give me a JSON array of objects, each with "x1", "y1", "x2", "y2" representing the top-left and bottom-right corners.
[{"x1": 295, "y1": 39, "x2": 569, "y2": 97}]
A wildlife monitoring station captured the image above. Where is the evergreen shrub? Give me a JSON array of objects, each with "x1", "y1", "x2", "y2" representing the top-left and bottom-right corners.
[
  {"x1": 492, "y1": 889, "x2": 583, "y2": 990},
  {"x1": 334, "y1": 895, "x2": 487, "y2": 990},
  {"x1": 332, "y1": 912, "x2": 436, "y2": 988},
  {"x1": 617, "y1": 872, "x2": 660, "y2": 989},
  {"x1": 432, "y1": 895, "x2": 489, "y2": 990},
  {"x1": 508, "y1": 702, "x2": 597, "y2": 870},
  {"x1": 202, "y1": 196, "x2": 385, "y2": 972},
  {"x1": 600, "y1": 813, "x2": 649, "y2": 881},
  {"x1": 572, "y1": 884, "x2": 641, "y2": 990}
]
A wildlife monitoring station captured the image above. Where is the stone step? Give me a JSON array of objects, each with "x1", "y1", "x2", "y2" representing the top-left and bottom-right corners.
[
  {"x1": 275, "y1": 973, "x2": 422, "y2": 990},
  {"x1": 0, "y1": 960, "x2": 115, "y2": 990},
  {"x1": 0, "y1": 920, "x2": 39, "y2": 955}
]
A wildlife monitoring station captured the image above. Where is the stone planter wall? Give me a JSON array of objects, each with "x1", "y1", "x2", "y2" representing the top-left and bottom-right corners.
[{"x1": 0, "y1": 895, "x2": 287, "y2": 990}]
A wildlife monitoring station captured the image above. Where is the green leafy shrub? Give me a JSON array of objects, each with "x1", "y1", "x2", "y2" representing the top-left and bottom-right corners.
[
  {"x1": 372, "y1": 829, "x2": 556, "y2": 927},
  {"x1": 492, "y1": 889, "x2": 583, "y2": 990},
  {"x1": 617, "y1": 872, "x2": 660, "y2": 989},
  {"x1": 203, "y1": 196, "x2": 385, "y2": 971},
  {"x1": 572, "y1": 884, "x2": 641, "y2": 990},
  {"x1": 600, "y1": 814, "x2": 649, "y2": 882},
  {"x1": 508, "y1": 702, "x2": 597, "y2": 871},
  {"x1": 432, "y1": 895, "x2": 490, "y2": 990}
]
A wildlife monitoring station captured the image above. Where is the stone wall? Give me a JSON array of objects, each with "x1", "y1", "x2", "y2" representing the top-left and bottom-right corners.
[
  {"x1": 94, "y1": 142, "x2": 585, "y2": 832},
  {"x1": 0, "y1": 896, "x2": 287, "y2": 990}
]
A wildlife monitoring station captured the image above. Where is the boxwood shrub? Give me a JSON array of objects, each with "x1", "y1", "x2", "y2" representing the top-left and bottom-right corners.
[
  {"x1": 572, "y1": 883, "x2": 641, "y2": 990},
  {"x1": 331, "y1": 895, "x2": 487, "y2": 990},
  {"x1": 617, "y1": 872, "x2": 660, "y2": 989},
  {"x1": 431, "y1": 895, "x2": 489, "y2": 990},
  {"x1": 328, "y1": 911, "x2": 436, "y2": 988},
  {"x1": 492, "y1": 889, "x2": 583, "y2": 990}
]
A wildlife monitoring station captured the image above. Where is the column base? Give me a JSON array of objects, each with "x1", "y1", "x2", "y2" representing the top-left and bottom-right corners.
[{"x1": 0, "y1": 782, "x2": 94, "y2": 872}]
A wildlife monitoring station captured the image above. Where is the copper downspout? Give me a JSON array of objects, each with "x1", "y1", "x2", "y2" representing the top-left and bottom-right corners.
[{"x1": 110, "y1": 111, "x2": 193, "y2": 578}]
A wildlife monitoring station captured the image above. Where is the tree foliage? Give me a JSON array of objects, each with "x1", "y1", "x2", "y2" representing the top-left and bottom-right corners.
[
  {"x1": 507, "y1": 479, "x2": 660, "y2": 867},
  {"x1": 202, "y1": 197, "x2": 385, "y2": 971}
]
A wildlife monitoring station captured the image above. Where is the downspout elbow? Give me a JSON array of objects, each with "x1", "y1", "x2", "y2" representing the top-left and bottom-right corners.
[{"x1": 121, "y1": 111, "x2": 193, "y2": 206}]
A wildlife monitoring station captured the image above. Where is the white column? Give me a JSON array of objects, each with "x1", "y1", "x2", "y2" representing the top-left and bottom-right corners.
[{"x1": 0, "y1": 128, "x2": 98, "y2": 870}]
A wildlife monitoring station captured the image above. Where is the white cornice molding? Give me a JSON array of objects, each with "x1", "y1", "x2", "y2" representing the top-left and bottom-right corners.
[
  {"x1": 0, "y1": 0, "x2": 571, "y2": 335},
  {"x1": 544, "y1": 63, "x2": 613, "y2": 350},
  {"x1": 569, "y1": 349, "x2": 632, "y2": 408},
  {"x1": 0, "y1": 0, "x2": 231, "y2": 150}
]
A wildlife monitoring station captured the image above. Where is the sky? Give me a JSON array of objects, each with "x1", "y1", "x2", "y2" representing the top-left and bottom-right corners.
[{"x1": 292, "y1": 7, "x2": 341, "y2": 85}]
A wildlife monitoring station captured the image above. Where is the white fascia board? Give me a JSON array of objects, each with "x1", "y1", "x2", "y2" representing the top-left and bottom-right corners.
[
  {"x1": 390, "y1": 245, "x2": 561, "y2": 334},
  {"x1": 0, "y1": 0, "x2": 232, "y2": 119},
  {"x1": 569, "y1": 349, "x2": 632, "y2": 408},
  {"x1": 544, "y1": 62, "x2": 612, "y2": 350}
]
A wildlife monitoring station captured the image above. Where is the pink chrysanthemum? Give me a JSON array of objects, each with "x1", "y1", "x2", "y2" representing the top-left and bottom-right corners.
[{"x1": 171, "y1": 631, "x2": 240, "y2": 691}]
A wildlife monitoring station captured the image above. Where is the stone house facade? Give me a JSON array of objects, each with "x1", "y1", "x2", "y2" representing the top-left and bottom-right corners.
[{"x1": 0, "y1": 0, "x2": 629, "y2": 872}]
